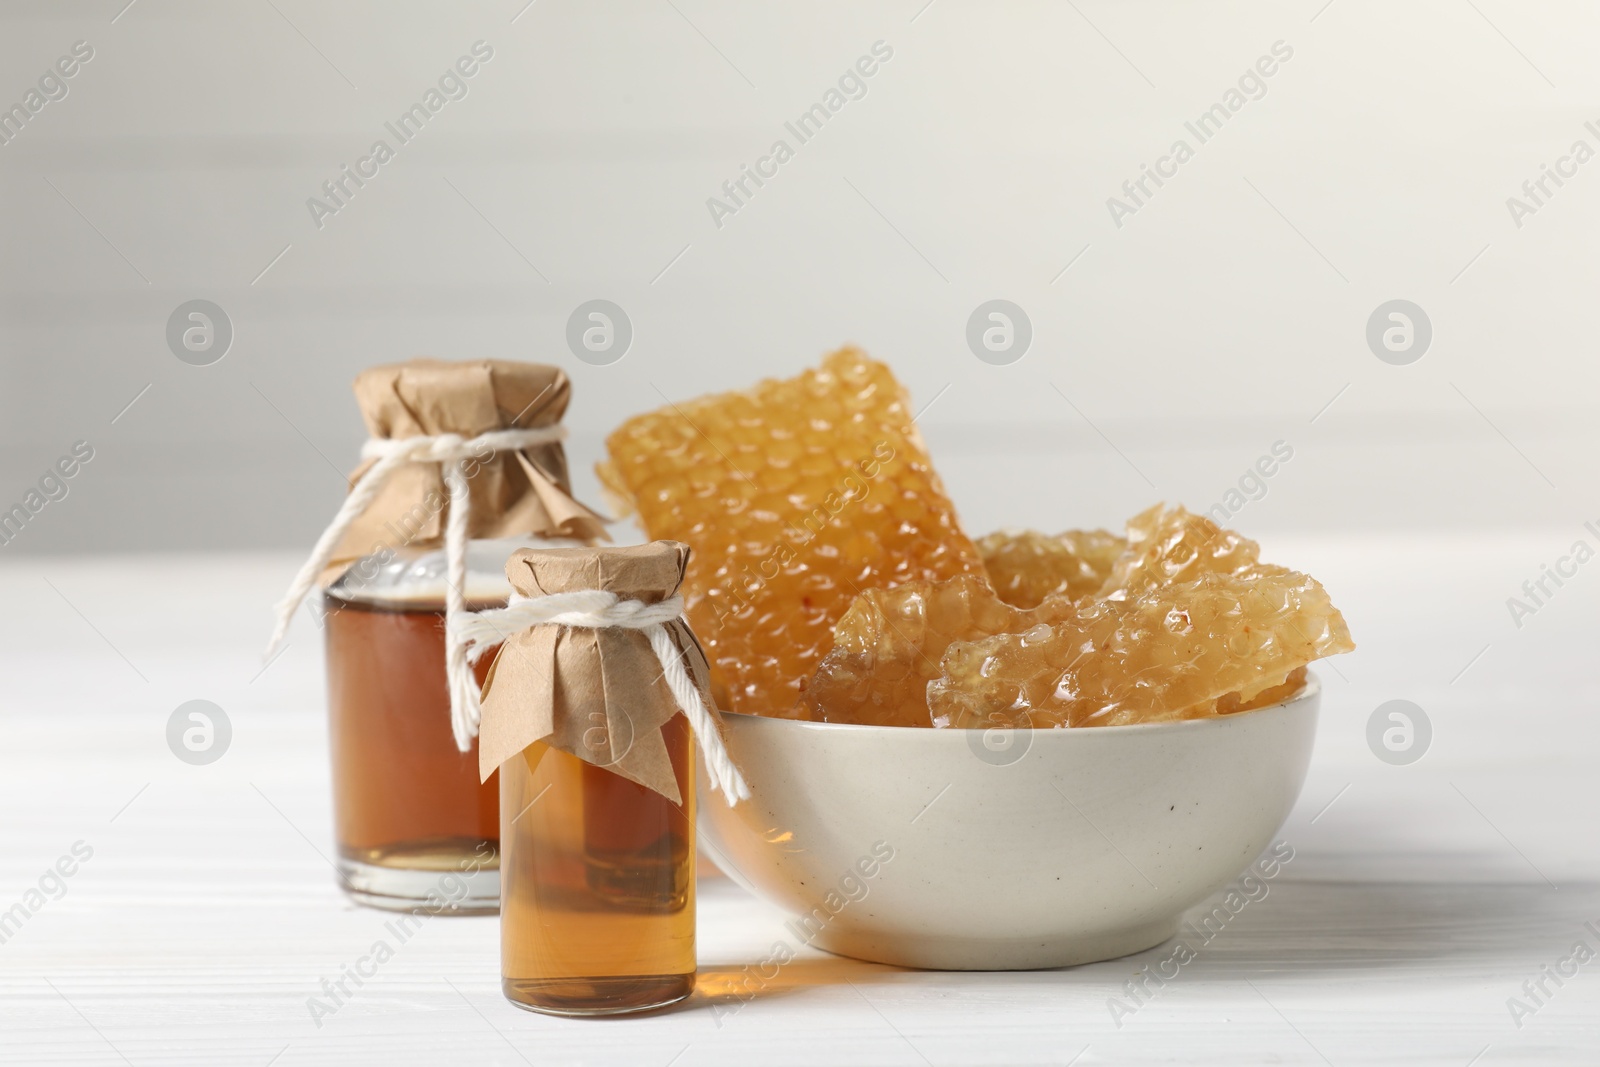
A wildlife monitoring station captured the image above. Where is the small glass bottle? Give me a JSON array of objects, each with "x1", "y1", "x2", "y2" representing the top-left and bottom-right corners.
[
  {"x1": 499, "y1": 714, "x2": 696, "y2": 1015},
  {"x1": 323, "y1": 538, "x2": 577, "y2": 913},
  {"x1": 479, "y1": 541, "x2": 712, "y2": 1016}
]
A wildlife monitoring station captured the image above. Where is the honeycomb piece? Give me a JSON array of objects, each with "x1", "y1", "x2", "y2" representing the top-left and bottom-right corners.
[
  {"x1": 598, "y1": 348, "x2": 984, "y2": 716},
  {"x1": 979, "y1": 528, "x2": 1126, "y2": 608},
  {"x1": 1208, "y1": 668, "x2": 1308, "y2": 717},
  {"x1": 801, "y1": 575, "x2": 1077, "y2": 727},
  {"x1": 928, "y1": 567, "x2": 1354, "y2": 729},
  {"x1": 1100, "y1": 504, "x2": 1260, "y2": 601}
]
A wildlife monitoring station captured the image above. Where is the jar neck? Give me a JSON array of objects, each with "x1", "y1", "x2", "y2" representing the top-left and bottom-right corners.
[{"x1": 327, "y1": 535, "x2": 590, "y2": 608}]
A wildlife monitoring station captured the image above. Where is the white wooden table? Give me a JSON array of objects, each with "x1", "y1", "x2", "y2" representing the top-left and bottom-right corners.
[{"x1": 1, "y1": 541, "x2": 1595, "y2": 1065}]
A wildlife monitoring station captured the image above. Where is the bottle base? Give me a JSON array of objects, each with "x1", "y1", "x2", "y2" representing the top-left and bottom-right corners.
[
  {"x1": 337, "y1": 851, "x2": 499, "y2": 915},
  {"x1": 501, "y1": 973, "x2": 695, "y2": 1016}
]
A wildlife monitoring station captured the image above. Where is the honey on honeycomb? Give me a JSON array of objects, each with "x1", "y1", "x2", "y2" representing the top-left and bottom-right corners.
[
  {"x1": 800, "y1": 575, "x2": 1077, "y2": 727},
  {"x1": 598, "y1": 348, "x2": 984, "y2": 716},
  {"x1": 927, "y1": 567, "x2": 1353, "y2": 729},
  {"x1": 979, "y1": 528, "x2": 1125, "y2": 608},
  {"x1": 1101, "y1": 503, "x2": 1259, "y2": 600}
]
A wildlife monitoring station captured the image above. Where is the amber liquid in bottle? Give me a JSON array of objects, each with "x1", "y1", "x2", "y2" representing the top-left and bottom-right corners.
[
  {"x1": 324, "y1": 593, "x2": 501, "y2": 912},
  {"x1": 500, "y1": 713, "x2": 696, "y2": 1015}
]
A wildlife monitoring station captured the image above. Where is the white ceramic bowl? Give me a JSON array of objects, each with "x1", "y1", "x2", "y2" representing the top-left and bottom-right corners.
[{"x1": 698, "y1": 674, "x2": 1319, "y2": 970}]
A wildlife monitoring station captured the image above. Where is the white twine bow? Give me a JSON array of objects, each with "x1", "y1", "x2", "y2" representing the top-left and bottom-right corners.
[
  {"x1": 264, "y1": 426, "x2": 568, "y2": 751},
  {"x1": 451, "y1": 591, "x2": 750, "y2": 806}
]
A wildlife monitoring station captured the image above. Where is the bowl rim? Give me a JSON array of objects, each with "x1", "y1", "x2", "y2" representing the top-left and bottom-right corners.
[{"x1": 719, "y1": 670, "x2": 1322, "y2": 737}]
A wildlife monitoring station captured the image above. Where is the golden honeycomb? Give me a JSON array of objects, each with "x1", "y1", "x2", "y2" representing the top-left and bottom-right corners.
[
  {"x1": 598, "y1": 348, "x2": 984, "y2": 716},
  {"x1": 1101, "y1": 503, "x2": 1259, "y2": 600},
  {"x1": 801, "y1": 575, "x2": 1077, "y2": 727},
  {"x1": 928, "y1": 567, "x2": 1353, "y2": 728},
  {"x1": 807, "y1": 503, "x2": 1354, "y2": 729},
  {"x1": 979, "y1": 528, "x2": 1125, "y2": 608}
]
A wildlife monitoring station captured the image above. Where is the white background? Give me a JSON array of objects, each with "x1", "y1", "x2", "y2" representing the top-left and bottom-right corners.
[{"x1": 1, "y1": 0, "x2": 1595, "y2": 547}]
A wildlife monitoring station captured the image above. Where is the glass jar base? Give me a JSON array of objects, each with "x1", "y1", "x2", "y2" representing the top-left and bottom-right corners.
[
  {"x1": 501, "y1": 973, "x2": 695, "y2": 1016},
  {"x1": 336, "y1": 855, "x2": 499, "y2": 915}
]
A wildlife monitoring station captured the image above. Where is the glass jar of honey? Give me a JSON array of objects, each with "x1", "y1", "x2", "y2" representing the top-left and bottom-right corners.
[
  {"x1": 322, "y1": 538, "x2": 578, "y2": 913},
  {"x1": 267, "y1": 359, "x2": 608, "y2": 914}
]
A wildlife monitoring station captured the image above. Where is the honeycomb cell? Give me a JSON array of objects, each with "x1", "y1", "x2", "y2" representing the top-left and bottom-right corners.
[
  {"x1": 1100, "y1": 503, "x2": 1259, "y2": 600},
  {"x1": 598, "y1": 348, "x2": 983, "y2": 715},
  {"x1": 979, "y1": 528, "x2": 1125, "y2": 608}
]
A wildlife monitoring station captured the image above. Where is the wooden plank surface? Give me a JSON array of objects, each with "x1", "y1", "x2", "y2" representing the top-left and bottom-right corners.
[{"x1": 0, "y1": 544, "x2": 1595, "y2": 1065}]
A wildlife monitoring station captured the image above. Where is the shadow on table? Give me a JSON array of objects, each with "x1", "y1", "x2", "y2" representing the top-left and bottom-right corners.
[
  {"x1": 692, "y1": 878, "x2": 1593, "y2": 1010},
  {"x1": 692, "y1": 954, "x2": 909, "y2": 1016}
]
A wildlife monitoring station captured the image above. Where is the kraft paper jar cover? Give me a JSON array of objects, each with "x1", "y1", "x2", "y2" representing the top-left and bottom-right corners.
[
  {"x1": 320, "y1": 359, "x2": 608, "y2": 585},
  {"x1": 477, "y1": 541, "x2": 719, "y2": 804}
]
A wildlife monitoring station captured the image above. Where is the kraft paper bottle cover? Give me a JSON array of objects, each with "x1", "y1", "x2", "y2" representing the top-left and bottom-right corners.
[
  {"x1": 319, "y1": 359, "x2": 608, "y2": 586},
  {"x1": 477, "y1": 542, "x2": 719, "y2": 804}
]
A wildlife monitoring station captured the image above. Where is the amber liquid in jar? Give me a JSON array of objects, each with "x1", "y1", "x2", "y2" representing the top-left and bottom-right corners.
[
  {"x1": 500, "y1": 713, "x2": 696, "y2": 1015},
  {"x1": 324, "y1": 592, "x2": 501, "y2": 912}
]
